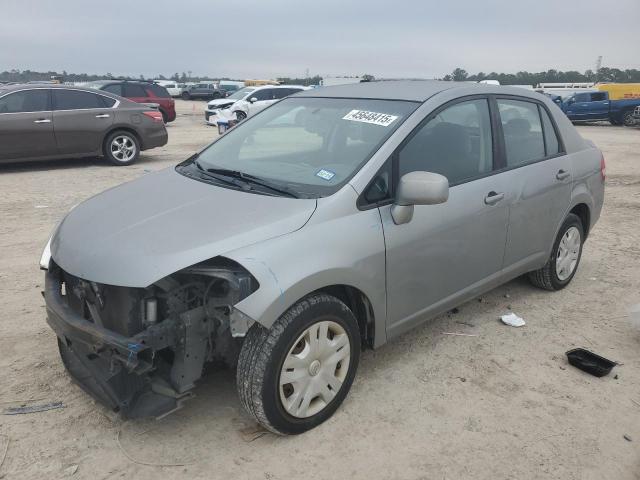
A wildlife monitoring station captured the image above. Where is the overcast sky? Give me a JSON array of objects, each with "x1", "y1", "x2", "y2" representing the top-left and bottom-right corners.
[{"x1": 1, "y1": 0, "x2": 638, "y2": 79}]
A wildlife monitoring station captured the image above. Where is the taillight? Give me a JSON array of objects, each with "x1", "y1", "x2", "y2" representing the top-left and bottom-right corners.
[
  {"x1": 144, "y1": 111, "x2": 163, "y2": 123},
  {"x1": 600, "y1": 153, "x2": 606, "y2": 182}
]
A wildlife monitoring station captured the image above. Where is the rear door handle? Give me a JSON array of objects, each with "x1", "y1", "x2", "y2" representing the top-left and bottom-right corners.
[
  {"x1": 484, "y1": 191, "x2": 504, "y2": 205},
  {"x1": 34, "y1": 119, "x2": 51, "y2": 124},
  {"x1": 556, "y1": 169, "x2": 571, "y2": 181},
  {"x1": 95, "y1": 114, "x2": 110, "y2": 118}
]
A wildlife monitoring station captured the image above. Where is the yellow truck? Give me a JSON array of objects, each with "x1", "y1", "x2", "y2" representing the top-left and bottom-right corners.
[{"x1": 596, "y1": 83, "x2": 640, "y2": 100}]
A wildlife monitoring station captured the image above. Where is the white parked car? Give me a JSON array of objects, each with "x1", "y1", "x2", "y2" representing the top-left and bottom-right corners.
[
  {"x1": 205, "y1": 85, "x2": 309, "y2": 125},
  {"x1": 153, "y1": 80, "x2": 185, "y2": 98}
]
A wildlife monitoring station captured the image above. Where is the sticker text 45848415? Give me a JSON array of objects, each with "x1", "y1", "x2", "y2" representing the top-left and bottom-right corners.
[{"x1": 342, "y1": 110, "x2": 398, "y2": 127}]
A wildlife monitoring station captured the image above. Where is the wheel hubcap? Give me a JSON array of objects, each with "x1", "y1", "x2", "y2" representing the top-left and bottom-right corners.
[
  {"x1": 279, "y1": 320, "x2": 351, "y2": 419},
  {"x1": 110, "y1": 135, "x2": 136, "y2": 162},
  {"x1": 556, "y1": 226, "x2": 581, "y2": 281}
]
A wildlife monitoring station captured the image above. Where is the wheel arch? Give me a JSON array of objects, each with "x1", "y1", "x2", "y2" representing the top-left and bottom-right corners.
[{"x1": 102, "y1": 126, "x2": 142, "y2": 154}]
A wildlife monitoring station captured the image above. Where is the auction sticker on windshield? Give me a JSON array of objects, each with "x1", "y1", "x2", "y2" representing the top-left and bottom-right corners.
[{"x1": 343, "y1": 110, "x2": 398, "y2": 127}]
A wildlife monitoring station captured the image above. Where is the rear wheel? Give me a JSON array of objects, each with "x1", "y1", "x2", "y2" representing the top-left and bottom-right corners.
[
  {"x1": 103, "y1": 130, "x2": 140, "y2": 166},
  {"x1": 237, "y1": 294, "x2": 360, "y2": 435},
  {"x1": 160, "y1": 109, "x2": 168, "y2": 124},
  {"x1": 181, "y1": 91, "x2": 190, "y2": 100},
  {"x1": 623, "y1": 110, "x2": 636, "y2": 127},
  {"x1": 609, "y1": 118, "x2": 623, "y2": 126},
  {"x1": 528, "y1": 213, "x2": 584, "y2": 291}
]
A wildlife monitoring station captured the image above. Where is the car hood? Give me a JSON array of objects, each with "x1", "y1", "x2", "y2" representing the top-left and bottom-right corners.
[
  {"x1": 207, "y1": 98, "x2": 238, "y2": 108},
  {"x1": 51, "y1": 168, "x2": 317, "y2": 287}
]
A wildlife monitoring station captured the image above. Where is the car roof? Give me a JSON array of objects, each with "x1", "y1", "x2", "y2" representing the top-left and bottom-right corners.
[
  {"x1": 0, "y1": 83, "x2": 125, "y2": 102},
  {"x1": 296, "y1": 80, "x2": 548, "y2": 103}
]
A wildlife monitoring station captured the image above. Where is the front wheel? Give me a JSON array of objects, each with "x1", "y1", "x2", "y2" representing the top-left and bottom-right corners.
[
  {"x1": 181, "y1": 91, "x2": 190, "y2": 100},
  {"x1": 235, "y1": 110, "x2": 247, "y2": 122},
  {"x1": 103, "y1": 130, "x2": 140, "y2": 166},
  {"x1": 237, "y1": 294, "x2": 360, "y2": 435},
  {"x1": 528, "y1": 213, "x2": 584, "y2": 291}
]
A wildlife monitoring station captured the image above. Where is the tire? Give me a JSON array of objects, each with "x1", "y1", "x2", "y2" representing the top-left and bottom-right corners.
[
  {"x1": 160, "y1": 109, "x2": 168, "y2": 124},
  {"x1": 528, "y1": 213, "x2": 584, "y2": 291},
  {"x1": 237, "y1": 294, "x2": 360, "y2": 435},
  {"x1": 181, "y1": 91, "x2": 190, "y2": 100},
  {"x1": 609, "y1": 118, "x2": 623, "y2": 126},
  {"x1": 103, "y1": 130, "x2": 140, "y2": 166},
  {"x1": 623, "y1": 110, "x2": 636, "y2": 127},
  {"x1": 235, "y1": 110, "x2": 247, "y2": 122}
]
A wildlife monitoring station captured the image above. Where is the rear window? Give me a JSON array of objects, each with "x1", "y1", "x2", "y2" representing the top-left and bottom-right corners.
[
  {"x1": 124, "y1": 83, "x2": 147, "y2": 97},
  {"x1": 102, "y1": 84, "x2": 123, "y2": 96},
  {"x1": 146, "y1": 84, "x2": 171, "y2": 98}
]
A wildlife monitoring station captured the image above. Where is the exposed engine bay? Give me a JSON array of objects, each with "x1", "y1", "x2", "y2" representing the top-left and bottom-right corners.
[{"x1": 45, "y1": 258, "x2": 258, "y2": 418}]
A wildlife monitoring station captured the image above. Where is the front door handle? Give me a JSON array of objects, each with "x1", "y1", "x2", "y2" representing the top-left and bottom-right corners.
[
  {"x1": 33, "y1": 118, "x2": 51, "y2": 124},
  {"x1": 484, "y1": 191, "x2": 504, "y2": 205},
  {"x1": 556, "y1": 169, "x2": 571, "y2": 181},
  {"x1": 95, "y1": 114, "x2": 110, "y2": 118}
]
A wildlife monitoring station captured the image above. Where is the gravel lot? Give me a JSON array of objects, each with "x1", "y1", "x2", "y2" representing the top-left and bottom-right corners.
[{"x1": 1, "y1": 100, "x2": 639, "y2": 480}]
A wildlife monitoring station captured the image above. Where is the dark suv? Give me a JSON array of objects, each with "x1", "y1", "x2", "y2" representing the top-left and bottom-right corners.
[
  {"x1": 87, "y1": 80, "x2": 176, "y2": 123},
  {"x1": 181, "y1": 82, "x2": 225, "y2": 100}
]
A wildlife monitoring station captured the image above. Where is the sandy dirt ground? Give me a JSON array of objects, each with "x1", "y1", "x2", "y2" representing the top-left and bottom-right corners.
[{"x1": 0, "y1": 100, "x2": 639, "y2": 480}]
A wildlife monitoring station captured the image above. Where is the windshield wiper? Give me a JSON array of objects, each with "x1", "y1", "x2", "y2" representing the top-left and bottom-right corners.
[{"x1": 206, "y1": 168, "x2": 300, "y2": 198}]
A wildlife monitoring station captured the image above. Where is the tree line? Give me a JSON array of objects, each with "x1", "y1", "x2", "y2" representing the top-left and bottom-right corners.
[
  {"x1": 3, "y1": 68, "x2": 640, "y2": 86},
  {"x1": 442, "y1": 67, "x2": 640, "y2": 84}
]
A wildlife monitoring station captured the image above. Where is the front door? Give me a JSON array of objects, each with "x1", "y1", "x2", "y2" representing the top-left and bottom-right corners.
[
  {"x1": 381, "y1": 97, "x2": 509, "y2": 338},
  {"x1": 0, "y1": 88, "x2": 57, "y2": 161},
  {"x1": 585, "y1": 92, "x2": 610, "y2": 120}
]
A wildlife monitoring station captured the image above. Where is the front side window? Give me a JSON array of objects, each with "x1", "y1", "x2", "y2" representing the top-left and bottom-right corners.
[
  {"x1": 53, "y1": 90, "x2": 104, "y2": 110},
  {"x1": 177, "y1": 97, "x2": 418, "y2": 197},
  {"x1": 0, "y1": 89, "x2": 49, "y2": 113},
  {"x1": 398, "y1": 98, "x2": 493, "y2": 186},
  {"x1": 497, "y1": 99, "x2": 545, "y2": 167},
  {"x1": 251, "y1": 89, "x2": 273, "y2": 101},
  {"x1": 228, "y1": 87, "x2": 255, "y2": 100}
]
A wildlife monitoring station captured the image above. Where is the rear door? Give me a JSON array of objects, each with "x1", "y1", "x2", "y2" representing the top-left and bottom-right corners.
[
  {"x1": 123, "y1": 83, "x2": 150, "y2": 104},
  {"x1": 52, "y1": 89, "x2": 115, "y2": 155},
  {"x1": 497, "y1": 97, "x2": 572, "y2": 271},
  {"x1": 0, "y1": 88, "x2": 57, "y2": 161},
  {"x1": 566, "y1": 92, "x2": 592, "y2": 120}
]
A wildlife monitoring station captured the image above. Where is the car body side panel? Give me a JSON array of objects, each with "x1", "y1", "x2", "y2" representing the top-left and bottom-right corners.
[
  {"x1": 53, "y1": 107, "x2": 114, "y2": 155},
  {"x1": 227, "y1": 186, "x2": 388, "y2": 347}
]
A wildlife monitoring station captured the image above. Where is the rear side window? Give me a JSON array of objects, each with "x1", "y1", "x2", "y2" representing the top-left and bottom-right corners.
[
  {"x1": 590, "y1": 92, "x2": 607, "y2": 101},
  {"x1": 497, "y1": 99, "x2": 545, "y2": 167},
  {"x1": 101, "y1": 96, "x2": 117, "y2": 108},
  {"x1": 146, "y1": 84, "x2": 170, "y2": 98},
  {"x1": 540, "y1": 107, "x2": 560, "y2": 155},
  {"x1": 102, "y1": 84, "x2": 122, "y2": 96},
  {"x1": 0, "y1": 89, "x2": 49, "y2": 113},
  {"x1": 53, "y1": 90, "x2": 104, "y2": 110},
  {"x1": 124, "y1": 84, "x2": 147, "y2": 97},
  {"x1": 273, "y1": 88, "x2": 292, "y2": 99},
  {"x1": 252, "y1": 89, "x2": 273, "y2": 101},
  {"x1": 398, "y1": 98, "x2": 493, "y2": 186}
]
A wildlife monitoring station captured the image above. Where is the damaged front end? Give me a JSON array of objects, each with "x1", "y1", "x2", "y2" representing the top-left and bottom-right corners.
[{"x1": 44, "y1": 258, "x2": 258, "y2": 418}]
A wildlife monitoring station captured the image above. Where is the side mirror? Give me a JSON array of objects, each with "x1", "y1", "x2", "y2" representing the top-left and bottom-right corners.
[
  {"x1": 391, "y1": 171, "x2": 449, "y2": 225},
  {"x1": 249, "y1": 97, "x2": 258, "y2": 103}
]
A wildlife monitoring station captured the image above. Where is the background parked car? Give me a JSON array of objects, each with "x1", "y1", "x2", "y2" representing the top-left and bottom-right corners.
[
  {"x1": 0, "y1": 84, "x2": 167, "y2": 165},
  {"x1": 205, "y1": 85, "x2": 309, "y2": 123},
  {"x1": 181, "y1": 82, "x2": 225, "y2": 100},
  {"x1": 86, "y1": 80, "x2": 177, "y2": 124},
  {"x1": 153, "y1": 80, "x2": 186, "y2": 98},
  {"x1": 558, "y1": 90, "x2": 640, "y2": 126}
]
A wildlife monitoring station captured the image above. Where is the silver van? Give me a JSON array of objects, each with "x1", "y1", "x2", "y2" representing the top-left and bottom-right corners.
[{"x1": 41, "y1": 81, "x2": 604, "y2": 434}]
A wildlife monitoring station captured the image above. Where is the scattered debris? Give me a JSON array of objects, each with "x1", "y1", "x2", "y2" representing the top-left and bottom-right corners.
[
  {"x1": 504, "y1": 293, "x2": 510, "y2": 299},
  {"x1": 566, "y1": 348, "x2": 616, "y2": 377},
  {"x1": 34, "y1": 205, "x2": 49, "y2": 209},
  {"x1": 614, "y1": 374, "x2": 619, "y2": 380},
  {"x1": 458, "y1": 377, "x2": 467, "y2": 383},
  {"x1": 3, "y1": 401, "x2": 64, "y2": 415},
  {"x1": 455, "y1": 320, "x2": 475, "y2": 328},
  {"x1": 442, "y1": 332, "x2": 478, "y2": 337},
  {"x1": 448, "y1": 307, "x2": 459, "y2": 315},
  {"x1": 624, "y1": 434, "x2": 632, "y2": 442},
  {"x1": 239, "y1": 425, "x2": 269, "y2": 443},
  {"x1": 500, "y1": 313, "x2": 525, "y2": 327},
  {"x1": 63, "y1": 464, "x2": 78, "y2": 476}
]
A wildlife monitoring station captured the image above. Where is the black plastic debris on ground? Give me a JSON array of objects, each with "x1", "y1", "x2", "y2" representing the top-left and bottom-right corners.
[
  {"x1": 566, "y1": 348, "x2": 617, "y2": 377},
  {"x1": 3, "y1": 402, "x2": 65, "y2": 415}
]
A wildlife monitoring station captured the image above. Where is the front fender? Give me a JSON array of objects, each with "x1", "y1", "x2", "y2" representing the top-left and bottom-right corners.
[{"x1": 225, "y1": 190, "x2": 388, "y2": 346}]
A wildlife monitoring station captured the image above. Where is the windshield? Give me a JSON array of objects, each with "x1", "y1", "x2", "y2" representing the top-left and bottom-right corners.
[
  {"x1": 177, "y1": 97, "x2": 418, "y2": 198},
  {"x1": 227, "y1": 87, "x2": 256, "y2": 100}
]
